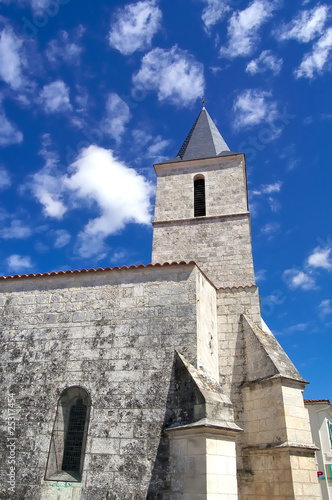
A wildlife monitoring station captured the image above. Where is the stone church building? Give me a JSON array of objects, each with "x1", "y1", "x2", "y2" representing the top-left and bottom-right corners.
[{"x1": 0, "y1": 108, "x2": 321, "y2": 499}]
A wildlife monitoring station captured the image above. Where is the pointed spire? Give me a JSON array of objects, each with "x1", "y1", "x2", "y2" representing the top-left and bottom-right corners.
[{"x1": 176, "y1": 107, "x2": 230, "y2": 162}]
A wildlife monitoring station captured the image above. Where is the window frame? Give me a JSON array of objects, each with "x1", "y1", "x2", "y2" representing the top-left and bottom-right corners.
[{"x1": 45, "y1": 386, "x2": 91, "y2": 483}]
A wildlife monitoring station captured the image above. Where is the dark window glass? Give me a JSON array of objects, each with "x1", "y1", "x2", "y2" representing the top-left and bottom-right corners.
[
  {"x1": 194, "y1": 178, "x2": 206, "y2": 217},
  {"x1": 62, "y1": 399, "x2": 87, "y2": 472}
]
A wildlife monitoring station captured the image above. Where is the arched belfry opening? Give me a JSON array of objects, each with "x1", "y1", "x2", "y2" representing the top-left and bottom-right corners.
[{"x1": 194, "y1": 175, "x2": 206, "y2": 217}]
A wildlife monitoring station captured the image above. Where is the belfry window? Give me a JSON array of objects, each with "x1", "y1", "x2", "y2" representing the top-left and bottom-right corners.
[
  {"x1": 194, "y1": 176, "x2": 206, "y2": 217},
  {"x1": 45, "y1": 386, "x2": 90, "y2": 482}
]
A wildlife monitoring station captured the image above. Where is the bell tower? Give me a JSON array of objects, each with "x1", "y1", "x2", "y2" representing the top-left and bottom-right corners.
[{"x1": 151, "y1": 106, "x2": 255, "y2": 289}]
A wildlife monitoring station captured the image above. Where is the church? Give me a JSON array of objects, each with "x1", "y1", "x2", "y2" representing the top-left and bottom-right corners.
[{"x1": 0, "y1": 107, "x2": 321, "y2": 499}]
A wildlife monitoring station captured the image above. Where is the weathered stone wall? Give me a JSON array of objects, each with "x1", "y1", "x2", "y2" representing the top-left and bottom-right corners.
[
  {"x1": 152, "y1": 155, "x2": 255, "y2": 289},
  {"x1": 152, "y1": 216, "x2": 255, "y2": 289},
  {"x1": 217, "y1": 287, "x2": 261, "y2": 398},
  {"x1": 241, "y1": 379, "x2": 321, "y2": 500},
  {"x1": 0, "y1": 264, "x2": 218, "y2": 500},
  {"x1": 153, "y1": 156, "x2": 247, "y2": 221}
]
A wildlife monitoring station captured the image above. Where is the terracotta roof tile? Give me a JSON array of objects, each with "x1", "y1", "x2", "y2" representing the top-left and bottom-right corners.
[
  {"x1": 304, "y1": 399, "x2": 331, "y2": 404},
  {"x1": 0, "y1": 261, "x2": 196, "y2": 281}
]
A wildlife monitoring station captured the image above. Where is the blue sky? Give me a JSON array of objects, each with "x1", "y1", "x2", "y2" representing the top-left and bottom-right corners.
[{"x1": 0, "y1": 0, "x2": 331, "y2": 398}]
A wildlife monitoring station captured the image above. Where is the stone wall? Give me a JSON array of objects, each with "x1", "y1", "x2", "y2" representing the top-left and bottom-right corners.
[
  {"x1": 152, "y1": 155, "x2": 255, "y2": 289},
  {"x1": 152, "y1": 216, "x2": 255, "y2": 289},
  {"x1": 153, "y1": 156, "x2": 247, "y2": 221},
  {"x1": 0, "y1": 263, "x2": 219, "y2": 500},
  {"x1": 166, "y1": 428, "x2": 238, "y2": 500}
]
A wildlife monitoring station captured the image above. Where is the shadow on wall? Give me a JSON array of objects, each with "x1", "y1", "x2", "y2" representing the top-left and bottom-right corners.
[{"x1": 146, "y1": 350, "x2": 204, "y2": 498}]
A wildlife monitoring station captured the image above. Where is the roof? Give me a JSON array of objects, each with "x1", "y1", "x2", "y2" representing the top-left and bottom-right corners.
[
  {"x1": 163, "y1": 106, "x2": 234, "y2": 163},
  {"x1": 0, "y1": 261, "x2": 196, "y2": 281},
  {"x1": 0, "y1": 260, "x2": 257, "y2": 291},
  {"x1": 304, "y1": 399, "x2": 331, "y2": 404}
]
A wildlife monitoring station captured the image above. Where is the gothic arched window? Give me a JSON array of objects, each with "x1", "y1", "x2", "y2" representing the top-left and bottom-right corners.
[
  {"x1": 194, "y1": 175, "x2": 206, "y2": 217},
  {"x1": 45, "y1": 386, "x2": 91, "y2": 482}
]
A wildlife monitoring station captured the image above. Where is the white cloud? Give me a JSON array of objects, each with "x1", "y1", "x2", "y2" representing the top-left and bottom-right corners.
[
  {"x1": 132, "y1": 46, "x2": 205, "y2": 107},
  {"x1": 295, "y1": 28, "x2": 332, "y2": 78},
  {"x1": 276, "y1": 5, "x2": 329, "y2": 43},
  {"x1": 255, "y1": 269, "x2": 267, "y2": 281},
  {"x1": 252, "y1": 181, "x2": 282, "y2": 196},
  {"x1": 0, "y1": 27, "x2": 24, "y2": 89},
  {"x1": 233, "y1": 89, "x2": 278, "y2": 129},
  {"x1": 30, "y1": 164, "x2": 66, "y2": 219},
  {"x1": 246, "y1": 50, "x2": 283, "y2": 75},
  {"x1": 101, "y1": 93, "x2": 131, "y2": 143},
  {"x1": 64, "y1": 145, "x2": 154, "y2": 258},
  {"x1": 53, "y1": 229, "x2": 71, "y2": 248},
  {"x1": 219, "y1": 0, "x2": 278, "y2": 58},
  {"x1": 109, "y1": 0, "x2": 162, "y2": 55},
  {"x1": 260, "y1": 222, "x2": 280, "y2": 235},
  {"x1": 46, "y1": 29, "x2": 83, "y2": 65},
  {"x1": 0, "y1": 106, "x2": 23, "y2": 146},
  {"x1": 146, "y1": 136, "x2": 170, "y2": 157},
  {"x1": 0, "y1": 219, "x2": 31, "y2": 239},
  {"x1": 132, "y1": 128, "x2": 153, "y2": 147},
  {"x1": 283, "y1": 269, "x2": 316, "y2": 290},
  {"x1": 284, "y1": 323, "x2": 308, "y2": 333},
  {"x1": 307, "y1": 246, "x2": 332, "y2": 270},
  {"x1": 7, "y1": 254, "x2": 32, "y2": 272},
  {"x1": 318, "y1": 299, "x2": 332, "y2": 316},
  {"x1": 201, "y1": 0, "x2": 230, "y2": 33},
  {"x1": 262, "y1": 181, "x2": 282, "y2": 194},
  {"x1": 0, "y1": 167, "x2": 11, "y2": 189},
  {"x1": 39, "y1": 80, "x2": 72, "y2": 114}
]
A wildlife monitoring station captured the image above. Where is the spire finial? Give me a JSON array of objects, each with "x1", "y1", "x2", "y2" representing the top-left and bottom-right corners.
[{"x1": 202, "y1": 97, "x2": 206, "y2": 108}]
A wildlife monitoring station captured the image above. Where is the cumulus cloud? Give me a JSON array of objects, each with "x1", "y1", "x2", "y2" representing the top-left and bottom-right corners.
[
  {"x1": 0, "y1": 167, "x2": 11, "y2": 189},
  {"x1": 283, "y1": 269, "x2": 316, "y2": 290},
  {"x1": 109, "y1": 0, "x2": 162, "y2": 55},
  {"x1": 246, "y1": 50, "x2": 283, "y2": 75},
  {"x1": 295, "y1": 28, "x2": 332, "y2": 78},
  {"x1": 283, "y1": 245, "x2": 332, "y2": 292},
  {"x1": 201, "y1": 0, "x2": 230, "y2": 33},
  {"x1": 219, "y1": 0, "x2": 278, "y2": 58},
  {"x1": 46, "y1": 28, "x2": 84, "y2": 65},
  {"x1": 102, "y1": 93, "x2": 131, "y2": 143},
  {"x1": 132, "y1": 46, "x2": 205, "y2": 107},
  {"x1": 53, "y1": 229, "x2": 71, "y2": 248},
  {"x1": 276, "y1": 5, "x2": 329, "y2": 43},
  {"x1": 250, "y1": 181, "x2": 282, "y2": 213},
  {"x1": 252, "y1": 181, "x2": 282, "y2": 196},
  {"x1": 0, "y1": 219, "x2": 32, "y2": 239},
  {"x1": 30, "y1": 164, "x2": 66, "y2": 219},
  {"x1": 307, "y1": 246, "x2": 332, "y2": 270},
  {"x1": 233, "y1": 89, "x2": 279, "y2": 129},
  {"x1": 146, "y1": 136, "x2": 170, "y2": 157},
  {"x1": 64, "y1": 145, "x2": 154, "y2": 257},
  {"x1": 0, "y1": 27, "x2": 24, "y2": 89},
  {"x1": 39, "y1": 80, "x2": 72, "y2": 114},
  {"x1": 318, "y1": 299, "x2": 332, "y2": 316},
  {"x1": 0, "y1": 105, "x2": 23, "y2": 146},
  {"x1": 7, "y1": 254, "x2": 33, "y2": 272}
]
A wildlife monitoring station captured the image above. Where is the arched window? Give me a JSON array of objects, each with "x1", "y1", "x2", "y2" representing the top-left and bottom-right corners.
[
  {"x1": 194, "y1": 175, "x2": 206, "y2": 217},
  {"x1": 45, "y1": 386, "x2": 91, "y2": 482}
]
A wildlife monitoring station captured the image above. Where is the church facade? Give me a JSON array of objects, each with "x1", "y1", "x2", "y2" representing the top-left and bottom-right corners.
[{"x1": 0, "y1": 108, "x2": 321, "y2": 499}]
